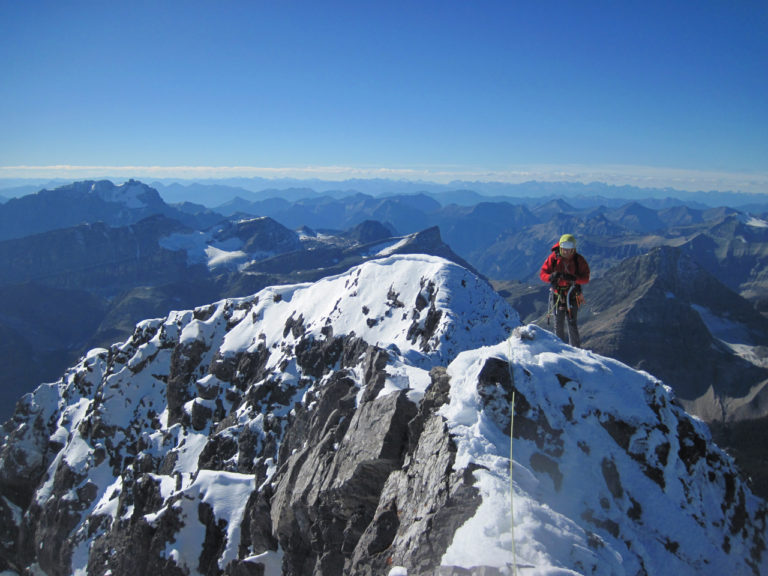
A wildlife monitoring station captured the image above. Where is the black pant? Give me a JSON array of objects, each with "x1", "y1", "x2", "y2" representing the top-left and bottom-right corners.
[{"x1": 554, "y1": 304, "x2": 581, "y2": 348}]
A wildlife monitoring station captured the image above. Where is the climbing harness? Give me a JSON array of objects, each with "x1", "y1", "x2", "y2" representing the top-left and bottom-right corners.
[
  {"x1": 547, "y1": 284, "x2": 574, "y2": 325},
  {"x1": 547, "y1": 283, "x2": 584, "y2": 324}
]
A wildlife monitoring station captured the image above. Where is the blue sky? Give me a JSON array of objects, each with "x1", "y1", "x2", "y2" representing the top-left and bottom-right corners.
[{"x1": 1, "y1": 0, "x2": 767, "y2": 192}]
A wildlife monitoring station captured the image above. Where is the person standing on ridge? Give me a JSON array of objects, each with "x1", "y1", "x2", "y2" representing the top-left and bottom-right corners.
[{"x1": 540, "y1": 233, "x2": 590, "y2": 347}]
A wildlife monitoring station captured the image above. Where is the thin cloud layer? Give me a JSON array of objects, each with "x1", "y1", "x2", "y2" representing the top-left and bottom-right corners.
[{"x1": 1, "y1": 164, "x2": 766, "y2": 194}]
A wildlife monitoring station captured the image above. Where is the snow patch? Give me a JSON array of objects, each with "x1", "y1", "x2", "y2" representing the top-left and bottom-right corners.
[
  {"x1": 693, "y1": 304, "x2": 768, "y2": 367},
  {"x1": 94, "y1": 181, "x2": 150, "y2": 208},
  {"x1": 205, "y1": 245, "x2": 248, "y2": 269},
  {"x1": 744, "y1": 215, "x2": 768, "y2": 228},
  {"x1": 376, "y1": 237, "x2": 411, "y2": 256},
  {"x1": 160, "y1": 230, "x2": 254, "y2": 269}
]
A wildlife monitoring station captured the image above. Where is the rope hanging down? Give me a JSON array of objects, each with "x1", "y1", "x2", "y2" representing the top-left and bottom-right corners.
[
  {"x1": 507, "y1": 336, "x2": 518, "y2": 576},
  {"x1": 510, "y1": 388, "x2": 517, "y2": 576}
]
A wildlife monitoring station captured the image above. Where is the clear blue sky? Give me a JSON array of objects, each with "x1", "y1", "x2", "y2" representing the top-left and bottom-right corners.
[{"x1": 1, "y1": 0, "x2": 767, "y2": 192}]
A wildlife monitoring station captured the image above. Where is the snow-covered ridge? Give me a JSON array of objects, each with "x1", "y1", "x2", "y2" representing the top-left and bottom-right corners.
[
  {"x1": 442, "y1": 325, "x2": 765, "y2": 573},
  {"x1": 217, "y1": 253, "x2": 518, "y2": 364},
  {"x1": 0, "y1": 254, "x2": 765, "y2": 575}
]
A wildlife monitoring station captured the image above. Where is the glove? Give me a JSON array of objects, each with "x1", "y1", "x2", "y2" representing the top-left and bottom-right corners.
[
  {"x1": 563, "y1": 273, "x2": 576, "y2": 282},
  {"x1": 549, "y1": 272, "x2": 561, "y2": 285}
]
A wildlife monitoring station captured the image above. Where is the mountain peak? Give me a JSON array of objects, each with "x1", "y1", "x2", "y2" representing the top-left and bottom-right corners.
[
  {"x1": 90, "y1": 178, "x2": 163, "y2": 209},
  {"x1": 0, "y1": 255, "x2": 765, "y2": 575},
  {"x1": 377, "y1": 226, "x2": 482, "y2": 278},
  {"x1": 342, "y1": 219, "x2": 395, "y2": 243},
  {"x1": 37, "y1": 179, "x2": 163, "y2": 209},
  {"x1": 0, "y1": 179, "x2": 178, "y2": 241}
]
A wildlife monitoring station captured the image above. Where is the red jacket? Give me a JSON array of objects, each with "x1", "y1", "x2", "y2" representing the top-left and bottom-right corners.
[{"x1": 540, "y1": 243, "x2": 590, "y2": 287}]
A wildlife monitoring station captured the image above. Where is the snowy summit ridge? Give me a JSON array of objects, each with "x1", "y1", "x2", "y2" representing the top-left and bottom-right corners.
[{"x1": 0, "y1": 254, "x2": 765, "y2": 575}]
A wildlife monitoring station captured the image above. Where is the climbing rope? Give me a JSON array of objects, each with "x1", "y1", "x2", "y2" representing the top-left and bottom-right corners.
[
  {"x1": 507, "y1": 336, "x2": 518, "y2": 576},
  {"x1": 510, "y1": 388, "x2": 517, "y2": 576}
]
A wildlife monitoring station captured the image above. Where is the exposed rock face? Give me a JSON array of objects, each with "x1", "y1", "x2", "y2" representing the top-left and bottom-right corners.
[
  {"x1": 580, "y1": 246, "x2": 768, "y2": 419},
  {"x1": 0, "y1": 179, "x2": 202, "y2": 242},
  {"x1": 0, "y1": 217, "x2": 191, "y2": 292},
  {"x1": 233, "y1": 217, "x2": 303, "y2": 255},
  {"x1": 342, "y1": 219, "x2": 395, "y2": 244},
  {"x1": 0, "y1": 255, "x2": 766, "y2": 575}
]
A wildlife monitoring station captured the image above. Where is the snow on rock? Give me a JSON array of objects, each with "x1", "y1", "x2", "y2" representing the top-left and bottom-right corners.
[
  {"x1": 0, "y1": 254, "x2": 765, "y2": 576},
  {"x1": 91, "y1": 179, "x2": 154, "y2": 209},
  {"x1": 440, "y1": 324, "x2": 766, "y2": 574},
  {"x1": 743, "y1": 215, "x2": 768, "y2": 229},
  {"x1": 159, "y1": 216, "x2": 301, "y2": 270},
  {"x1": 219, "y1": 253, "x2": 515, "y2": 365}
]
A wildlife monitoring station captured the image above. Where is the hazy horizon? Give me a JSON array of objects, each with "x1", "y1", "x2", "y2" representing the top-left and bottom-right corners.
[{"x1": 3, "y1": 174, "x2": 768, "y2": 209}]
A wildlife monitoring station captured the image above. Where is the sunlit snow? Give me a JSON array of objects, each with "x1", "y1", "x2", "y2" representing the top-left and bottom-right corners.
[{"x1": 6, "y1": 254, "x2": 765, "y2": 576}]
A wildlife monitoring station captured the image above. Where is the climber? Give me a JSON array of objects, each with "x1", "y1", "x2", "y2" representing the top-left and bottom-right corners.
[{"x1": 540, "y1": 233, "x2": 590, "y2": 347}]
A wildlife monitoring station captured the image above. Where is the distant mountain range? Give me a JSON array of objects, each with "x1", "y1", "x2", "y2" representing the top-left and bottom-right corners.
[
  {"x1": 4, "y1": 176, "x2": 768, "y2": 209},
  {"x1": 2, "y1": 178, "x2": 768, "y2": 499},
  {"x1": 171, "y1": 188, "x2": 768, "y2": 312},
  {"x1": 0, "y1": 179, "x2": 221, "y2": 241},
  {"x1": 2, "y1": 180, "x2": 767, "y2": 303},
  {"x1": 146, "y1": 178, "x2": 768, "y2": 210}
]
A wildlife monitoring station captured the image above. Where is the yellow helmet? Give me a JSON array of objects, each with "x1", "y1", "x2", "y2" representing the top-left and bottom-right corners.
[{"x1": 559, "y1": 234, "x2": 576, "y2": 250}]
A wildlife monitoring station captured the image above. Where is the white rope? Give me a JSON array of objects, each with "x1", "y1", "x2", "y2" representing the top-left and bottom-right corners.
[
  {"x1": 507, "y1": 336, "x2": 518, "y2": 576},
  {"x1": 510, "y1": 388, "x2": 518, "y2": 576}
]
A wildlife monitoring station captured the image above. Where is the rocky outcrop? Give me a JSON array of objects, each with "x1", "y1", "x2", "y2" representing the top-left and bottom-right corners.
[
  {"x1": 580, "y1": 246, "x2": 768, "y2": 416},
  {"x1": 0, "y1": 255, "x2": 765, "y2": 575}
]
